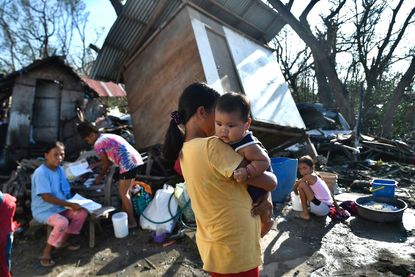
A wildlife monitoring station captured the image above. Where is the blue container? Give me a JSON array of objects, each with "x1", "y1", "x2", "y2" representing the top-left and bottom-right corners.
[
  {"x1": 270, "y1": 157, "x2": 298, "y2": 203},
  {"x1": 371, "y1": 179, "x2": 397, "y2": 198}
]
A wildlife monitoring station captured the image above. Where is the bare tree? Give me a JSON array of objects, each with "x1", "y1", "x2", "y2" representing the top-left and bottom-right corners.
[
  {"x1": 382, "y1": 55, "x2": 415, "y2": 137},
  {"x1": 268, "y1": 0, "x2": 354, "y2": 123},
  {"x1": 354, "y1": 0, "x2": 415, "y2": 133},
  {"x1": 274, "y1": 30, "x2": 313, "y2": 101},
  {"x1": 0, "y1": 0, "x2": 95, "y2": 74}
]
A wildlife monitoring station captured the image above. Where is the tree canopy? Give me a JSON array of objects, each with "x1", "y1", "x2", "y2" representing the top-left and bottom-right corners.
[
  {"x1": 269, "y1": 0, "x2": 415, "y2": 138},
  {"x1": 0, "y1": 0, "x2": 101, "y2": 74}
]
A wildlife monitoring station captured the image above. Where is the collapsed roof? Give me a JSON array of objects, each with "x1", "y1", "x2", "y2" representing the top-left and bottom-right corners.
[{"x1": 90, "y1": 0, "x2": 283, "y2": 82}]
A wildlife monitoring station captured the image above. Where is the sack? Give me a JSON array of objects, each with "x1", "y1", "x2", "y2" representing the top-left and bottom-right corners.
[
  {"x1": 139, "y1": 184, "x2": 178, "y2": 233},
  {"x1": 132, "y1": 180, "x2": 153, "y2": 195},
  {"x1": 174, "y1": 182, "x2": 194, "y2": 222}
]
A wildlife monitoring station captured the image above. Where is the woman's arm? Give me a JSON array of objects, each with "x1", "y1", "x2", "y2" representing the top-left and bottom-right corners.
[
  {"x1": 95, "y1": 153, "x2": 111, "y2": 185},
  {"x1": 250, "y1": 171, "x2": 277, "y2": 191},
  {"x1": 41, "y1": 194, "x2": 82, "y2": 210},
  {"x1": 235, "y1": 159, "x2": 277, "y2": 191}
]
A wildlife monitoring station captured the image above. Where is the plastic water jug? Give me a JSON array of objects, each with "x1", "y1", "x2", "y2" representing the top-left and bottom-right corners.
[
  {"x1": 271, "y1": 157, "x2": 298, "y2": 203},
  {"x1": 112, "y1": 212, "x2": 128, "y2": 238},
  {"x1": 291, "y1": 192, "x2": 303, "y2": 211}
]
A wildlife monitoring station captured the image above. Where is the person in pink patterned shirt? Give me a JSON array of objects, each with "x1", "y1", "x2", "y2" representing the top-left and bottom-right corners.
[{"x1": 77, "y1": 122, "x2": 144, "y2": 228}]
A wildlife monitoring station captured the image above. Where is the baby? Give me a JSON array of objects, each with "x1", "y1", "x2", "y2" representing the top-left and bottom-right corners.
[{"x1": 215, "y1": 92, "x2": 275, "y2": 237}]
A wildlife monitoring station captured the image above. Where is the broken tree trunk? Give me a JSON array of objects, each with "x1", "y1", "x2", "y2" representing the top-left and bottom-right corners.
[{"x1": 382, "y1": 56, "x2": 415, "y2": 138}]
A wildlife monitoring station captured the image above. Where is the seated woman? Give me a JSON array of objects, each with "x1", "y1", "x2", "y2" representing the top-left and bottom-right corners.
[
  {"x1": 292, "y1": 155, "x2": 335, "y2": 220},
  {"x1": 31, "y1": 142, "x2": 88, "y2": 267}
]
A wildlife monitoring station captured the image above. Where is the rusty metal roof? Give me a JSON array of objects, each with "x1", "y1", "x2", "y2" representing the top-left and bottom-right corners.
[
  {"x1": 81, "y1": 76, "x2": 126, "y2": 97},
  {"x1": 90, "y1": 0, "x2": 281, "y2": 82}
]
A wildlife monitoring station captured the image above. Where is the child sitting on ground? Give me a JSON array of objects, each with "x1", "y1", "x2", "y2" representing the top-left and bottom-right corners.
[
  {"x1": 215, "y1": 92, "x2": 275, "y2": 237},
  {"x1": 293, "y1": 155, "x2": 337, "y2": 220}
]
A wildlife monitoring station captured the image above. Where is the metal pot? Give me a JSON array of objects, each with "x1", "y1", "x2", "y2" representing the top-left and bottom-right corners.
[{"x1": 355, "y1": 196, "x2": 407, "y2": 223}]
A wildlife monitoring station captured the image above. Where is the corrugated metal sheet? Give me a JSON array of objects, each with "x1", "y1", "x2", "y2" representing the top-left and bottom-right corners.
[
  {"x1": 90, "y1": 0, "x2": 281, "y2": 82},
  {"x1": 81, "y1": 76, "x2": 126, "y2": 97},
  {"x1": 90, "y1": 0, "x2": 182, "y2": 82}
]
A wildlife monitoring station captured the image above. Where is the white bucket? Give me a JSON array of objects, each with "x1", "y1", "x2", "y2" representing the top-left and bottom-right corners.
[
  {"x1": 291, "y1": 192, "x2": 303, "y2": 211},
  {"x1": 111, "y1": 212, "x2": 128, "y2": 238}
]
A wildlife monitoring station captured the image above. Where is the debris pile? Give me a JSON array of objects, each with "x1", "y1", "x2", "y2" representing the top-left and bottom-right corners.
[
  {"x1": 320, "y1": 160, "x2": 415, "y2": 208},
  {"x1": 326, "y1": 134, "x2": 415, "y2": 164}
]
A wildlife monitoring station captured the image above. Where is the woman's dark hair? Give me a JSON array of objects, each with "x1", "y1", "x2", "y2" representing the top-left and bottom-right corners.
[
  {"x1": 43, "y1": 141, "x2": 65, "y2": 154},
  {"x1": 77, "y1": 121, "x2": 99, "y2": 139},
  {"x1": 298, "y1": 155, "x2": 315, "y2": 169},
  {"x1": 162, "y1": 82, "x2": 220, "y2": 165},
  {"x1": 215, "y1": 92, "x2": 251, "y2": 122}
]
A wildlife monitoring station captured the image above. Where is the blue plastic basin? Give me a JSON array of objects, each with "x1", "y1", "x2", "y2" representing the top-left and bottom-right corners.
[{"x1": 270, "y1": 157, "x2": 298, "y2": 203}]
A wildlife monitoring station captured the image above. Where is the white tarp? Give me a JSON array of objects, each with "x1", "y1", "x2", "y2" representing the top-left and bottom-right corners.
[
  {"x1": 224, "y1": 27, "x2": 305, "y2": 130},
  {"x1": 191, "y1": 16, "x2": 305, "y2": 130}
]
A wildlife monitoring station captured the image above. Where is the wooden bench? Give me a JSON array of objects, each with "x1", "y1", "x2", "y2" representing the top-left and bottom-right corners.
[
  {"x1": 88, "y1": 206, "x2": 115, "y2": 248},
  {"x1": 29, "y1": 218, "x2": 52, "y2": 238},
  {"x1": 29, "y1": 205, "x2": 115, "y2": 248}
]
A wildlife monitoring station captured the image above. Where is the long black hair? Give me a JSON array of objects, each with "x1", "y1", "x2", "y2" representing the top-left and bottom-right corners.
[{"x1": 162, "y1": 82, "x2": 220, "y2": 165}]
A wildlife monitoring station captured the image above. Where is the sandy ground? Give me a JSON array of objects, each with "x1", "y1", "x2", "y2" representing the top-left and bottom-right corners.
[{"x1": 11, "y1": 192, "x2": 415, "y2": 277}]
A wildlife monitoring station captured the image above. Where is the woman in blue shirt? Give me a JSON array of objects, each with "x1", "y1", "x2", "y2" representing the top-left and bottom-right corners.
[{"x1": 31, "y1": 142, "x2": 87, "y2": 267}]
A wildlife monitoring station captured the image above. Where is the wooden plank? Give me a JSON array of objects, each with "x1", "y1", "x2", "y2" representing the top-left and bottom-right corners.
[
  {"x1": 124, "y1": 8, "x2": 205, "y2": 148},
  {"x1": 6, "y1": 83, "x2": 35, "y2": 148}
]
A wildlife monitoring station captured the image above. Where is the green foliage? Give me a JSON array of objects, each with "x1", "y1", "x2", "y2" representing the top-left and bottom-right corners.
[
  {"x1": 347, "y1": 72, "x2": 414, "y2": 137},
  {"x1": 389, "y1": 90, "x2": 414, "y2": 138},
  {"x1": 103, "y1": 97, "x2": 129, "y2": 115}
]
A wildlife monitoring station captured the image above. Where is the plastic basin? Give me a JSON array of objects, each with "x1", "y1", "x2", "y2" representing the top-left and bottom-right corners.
[{"x1": 355, "y1": 196, "x2": 407, "y2": 223}]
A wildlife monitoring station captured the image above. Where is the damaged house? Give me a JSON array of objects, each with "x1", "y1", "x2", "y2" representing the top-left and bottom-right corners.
[
  {"x1": 0, "y1": 56, "x2": 97, "y2": 169},
  {"x1": 90, "y1": 0, "x2": 310, "y2": 154}
]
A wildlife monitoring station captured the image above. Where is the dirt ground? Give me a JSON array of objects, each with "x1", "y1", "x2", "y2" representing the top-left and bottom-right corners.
[{"x1": 11, "y1": 192, "x2": 415, "y2": 277}]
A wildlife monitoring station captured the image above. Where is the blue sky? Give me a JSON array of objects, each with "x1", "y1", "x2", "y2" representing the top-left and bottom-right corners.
[
  {"x1": 84, "y1": 0, "x2": 117, "y2": 47},
  {"x1": 81, "y1": 0, "x2": 413, "y2": 75}
]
